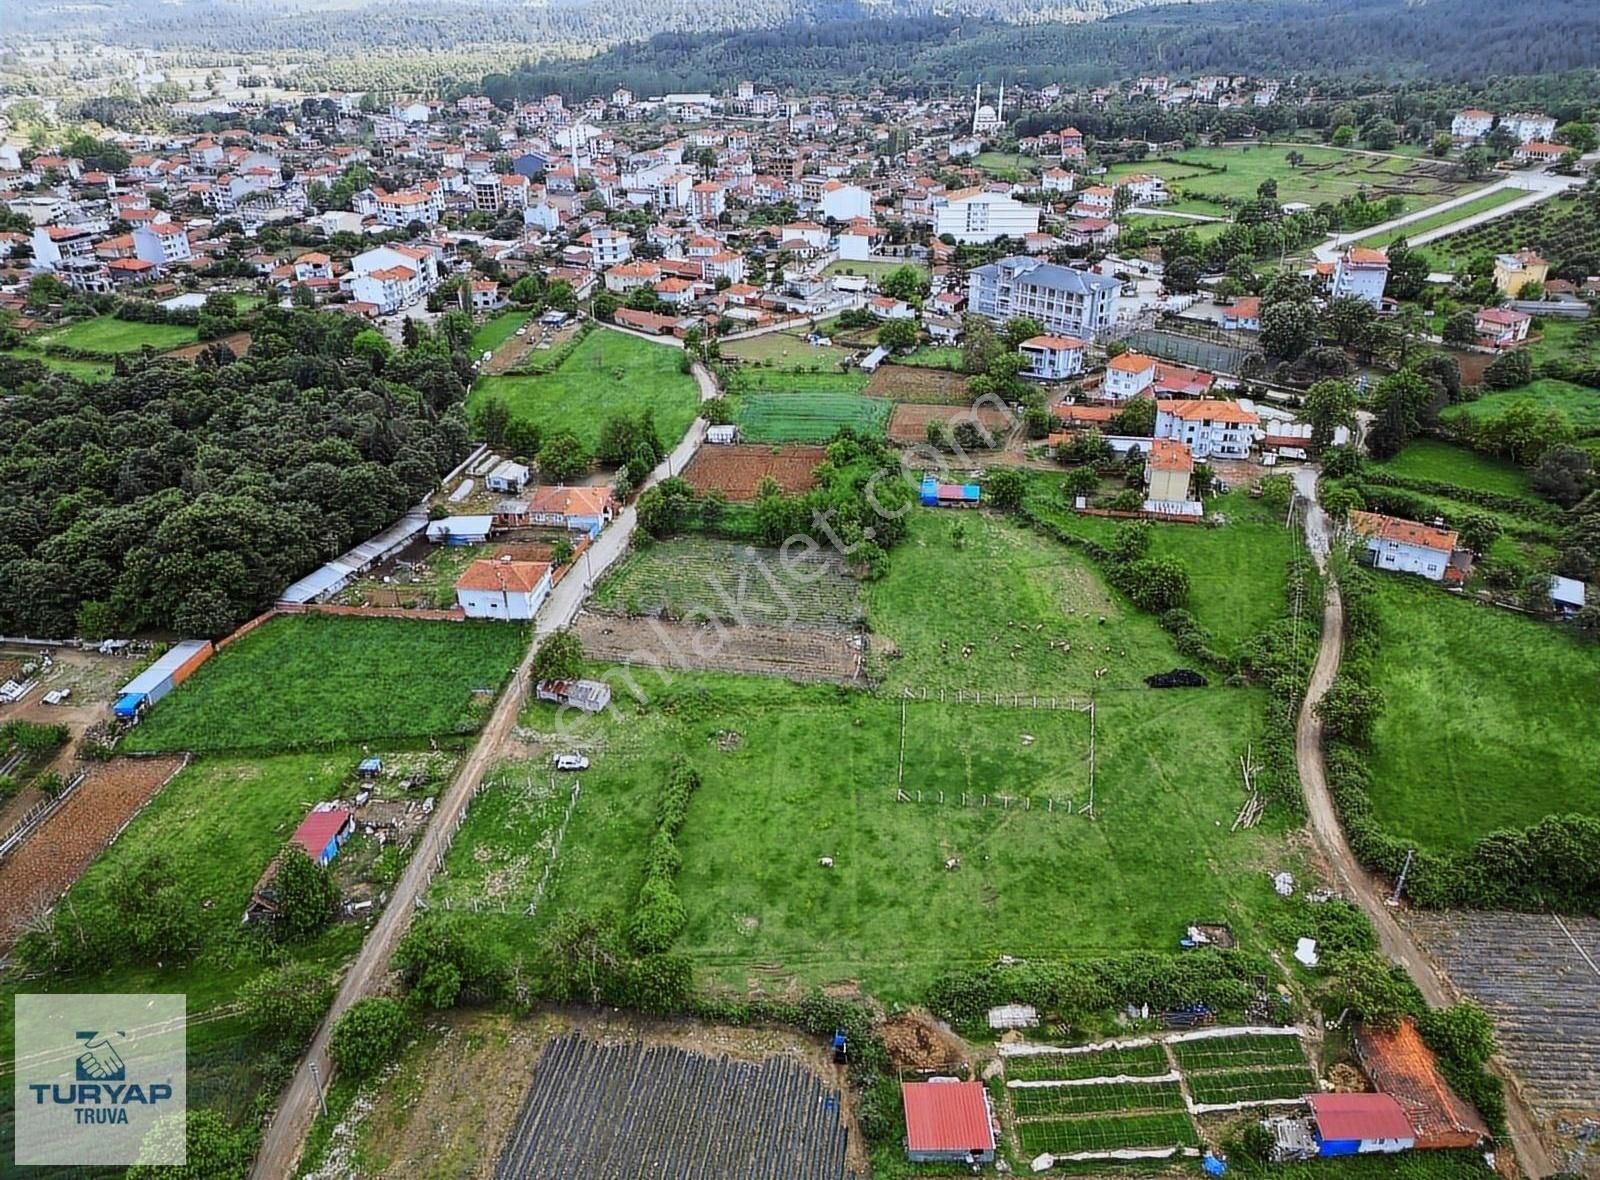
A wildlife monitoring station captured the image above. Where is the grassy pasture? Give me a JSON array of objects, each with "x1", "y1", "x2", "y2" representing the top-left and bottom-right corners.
[
  {"x1": 35, "y1": 316, "x2": 198, "y2": 354},
  {"x1": 469, "y1": 309, "x2": 531, "y2": 353},
  {"x1": 1374, "y1": 439, "x2": 1536, "y2": 498},
  {"x1": 1364, "y1": 575, "x2": 1600, "y2": 852},
  {"x1": 721, "y1": 331, "x2": 857, "y2": 370},
  {"x1": 735, "y1": 391, "x2": 890, "y2": 442},
  {"x1": 1440, "y1": 379, "x2": 1600, "y2": 436},
  {"x1": 469, "y1": 328, "x2": 701, "y2": 450},
  {"x1": 122, "y1": 615, "x2": 526, "y2": 753},
  {"x1": 1355, "y1": 187, "x2": 1524, "y2": 249}
]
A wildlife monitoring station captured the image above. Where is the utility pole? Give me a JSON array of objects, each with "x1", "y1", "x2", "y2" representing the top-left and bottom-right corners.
[
  {"x1": 1389, "y1": 848, "x2": 1415, "y2": 906},
  {"x1": 309, "y1": 1059, "x2": 328, "y2": 1118}
]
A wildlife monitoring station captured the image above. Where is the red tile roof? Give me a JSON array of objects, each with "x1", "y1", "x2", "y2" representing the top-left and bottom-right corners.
[
  {"x1": 1307, "y1": 1093, "x2": 1414, "y2": 1143},
  {"x1": 1356, "y1": 1020, "x2": 1490, "y2": 1148},
  {"x1": 1349, "y1": 511, "x2": 1458, "y2": 554},
  {"x1": 901, "y1": 1082, "x2": 994, "y2": 1154},
  {"x1": 1149, "y1": 438, "x2": 1194, "y2": 473},
  {"x1": 456, "y1": 558, "x2": 550, "y2": 593}
]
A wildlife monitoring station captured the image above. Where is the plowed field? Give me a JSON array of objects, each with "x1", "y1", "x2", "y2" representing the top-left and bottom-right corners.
[
  {"x1": 0, "y1": 755, "x2": 186, "y2": 950},
  {"x1": 681, "y1": 444, "x2": 827, "y2": 500}
]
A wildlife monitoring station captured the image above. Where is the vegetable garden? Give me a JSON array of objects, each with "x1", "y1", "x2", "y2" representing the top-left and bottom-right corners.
[
  {"x1": 734, "y1": 391, "x2": 890, "y2": 443},
  {"x1": 493, "y1": 1032, "x2": 849, "y2": 1180}
]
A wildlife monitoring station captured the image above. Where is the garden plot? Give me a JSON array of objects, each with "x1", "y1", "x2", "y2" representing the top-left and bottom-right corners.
[
  {"x1": 575, "y1": 614, "x2": 864, "y2": 684},
  {"x1": 0, "y1": 756, "x2": 186, "y2": 951},
  {"x1": 591, "y1": 538, "x2": 864, "y2": 632},
  {"x1": 493, "y1": 1032, "x2": 848, "y2": 1180},
  {"x1": 1407, "y1": 910, "x2": 1600, "y2": 1114},
  {"x1": 735, "y1": 391, "x2": 890, "y2": 443},
  {"x1": 681, "y1": 443, "x2": 827, "y2": 500},
  {"x1": 886, "y1": 402, "x2": 1015, "y2": 446},
  {"x1": 425, "y1": 768, "x2": 580, "y2": 916},
  {"x1": 1004, "y1": 1042, "x2": 1171, "y2": 1082},
  {"x1": 1011, "y1": 1080, "x2": 1187, "y2": 1118},
  {"x1": 1184, "y1": 1065, "x2": 1318, "y2": 1106},
  {"x1": 1170, "y1": 1032, "x2": 1310, "y2": 1071},
  {"x1": 1016, "y1": 1112, "x2": 1199, "y2": 1156},
  {"x1": 865, "y1": 365, "x2": 972, "y2": 404}
]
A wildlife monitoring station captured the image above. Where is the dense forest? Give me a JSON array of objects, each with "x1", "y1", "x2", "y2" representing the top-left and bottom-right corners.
[
  {"x1": 476, "y1": 0, "x2": 1600, "y2": 102},
  {"x1": 0, "y1": 310, "x2": 474, "y2": 639}
]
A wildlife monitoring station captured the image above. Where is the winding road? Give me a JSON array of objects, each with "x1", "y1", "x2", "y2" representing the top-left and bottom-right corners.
[
  {"x1": 1289, "y1": 469, "x2": 1553, "y2": 1180},
  {"x1": 248, "y1": 352, "x2": 718, "y2": 1180}
]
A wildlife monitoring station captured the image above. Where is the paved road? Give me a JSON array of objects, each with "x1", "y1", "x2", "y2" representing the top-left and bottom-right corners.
[
  {"x1": 1127, "y1": 206, "x2": 1226, "y2": 223},
  {"x1": 248, "y1": 363, "x2": 716, "y2": 1180},
  {"x1": 1312, "y1": 171, "x2": 1576, "y2": 262},
  {"x1": 1289, "y1": 469, "x2": 1554, "y2": 1180}
]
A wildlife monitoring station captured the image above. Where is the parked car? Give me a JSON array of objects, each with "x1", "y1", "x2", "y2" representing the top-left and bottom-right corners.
[
  {"x1": 552, "y1": 753, "x2": 589, "y2": 771},
  {"x1": 515, "y1": 325, "x2": 528, "y2": 337}
]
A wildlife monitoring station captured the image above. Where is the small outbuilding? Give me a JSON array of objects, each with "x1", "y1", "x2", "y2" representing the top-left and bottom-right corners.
[
  {"x1": 427, "y1": 514, "x2": 495, "y2": 545},
  {"x1": 536, "y1": 678, "x2": 613, "y2": 713},
  {"x1": 901, "y1": 1080, "x2": 995, "y2": 1166},
  {"x1": 485, "y1": 459, "x2": 531, "y2": 493},
  {"x1": 920, "y1": 478, "x2": 981, "y2": 508},
  {"x1": 707, "y1": 424, "x2": 739, "y2": 445},
  {"x1": 113, "y1": 639, "x2": 215, "y2": 719},
  {"x1": 1306, "y1": 1093, "x2": 1416, "y2": 1157},
  {"x1": 292, "y1": 805, "x2": 355, "y2": 866}
]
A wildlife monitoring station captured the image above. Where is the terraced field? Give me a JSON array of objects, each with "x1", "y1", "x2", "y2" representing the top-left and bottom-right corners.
[{"x1": 493, "y1": 1033, "x2": 849, "y2": 1180}]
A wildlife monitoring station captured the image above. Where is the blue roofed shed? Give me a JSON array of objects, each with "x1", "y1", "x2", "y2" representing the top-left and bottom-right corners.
[{"x1": 920, "y1": 478, "x2": 981, "y2": 508}]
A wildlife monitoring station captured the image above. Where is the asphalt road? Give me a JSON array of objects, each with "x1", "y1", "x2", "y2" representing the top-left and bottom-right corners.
[
  {"x1": 1289, "y1": 468, "x2": 1553, "y2": 1180},
  {"x1": 248, "y1": 358, "x2": 715, "y2": 1180}
]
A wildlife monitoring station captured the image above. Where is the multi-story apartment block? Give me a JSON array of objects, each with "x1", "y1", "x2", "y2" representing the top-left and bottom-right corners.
[{"x1": 967, "y1": 256, "x2": 1120, "y2": 338}]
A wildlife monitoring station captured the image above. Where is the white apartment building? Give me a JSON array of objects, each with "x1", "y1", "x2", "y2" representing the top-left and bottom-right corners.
[
  {"x1": 933, "y1": 189, "x2": 1040, "y2": 244},
  {"x1": 132, "y1": 220, "x2": 192, "y2": 268},
  {"x1": 1103, "y1": 351, "x2": 1157, "y2": 400},
  {"x1": 967, "y1": 256, "x2": 1120, "y2": 339},
  {"x1": 1154, "y1": 399, "x2": 1259, "y2": 460},
  {"x1": 1018, "y1": 336, "x2": 1086, "y2": 380},
  {"x1": 1329, "y1": 247, "x2": 1390, "y2": 309},
  {"x1": 374, "y1": 187, "x2": 442, "y2": 227}
]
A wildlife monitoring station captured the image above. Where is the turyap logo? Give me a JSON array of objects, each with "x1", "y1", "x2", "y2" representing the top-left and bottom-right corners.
[
  {"x1": 75, "y1": 1029, "x2": 128, "y2": 1081},
  {"x1": 14, "y1": 994, "x2": 187, "y2": 1165}
]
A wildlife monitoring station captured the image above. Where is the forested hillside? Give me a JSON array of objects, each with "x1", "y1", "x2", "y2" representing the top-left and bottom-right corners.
[
  {"x1": 479, "y1": 0, "x2": 1600, "y2": 101},
  {"x1": 0, "y1": 310, "x2": 473, "y2": 639}
]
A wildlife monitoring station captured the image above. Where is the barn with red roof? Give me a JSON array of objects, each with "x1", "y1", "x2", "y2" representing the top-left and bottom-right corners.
[{"x1": 901, "y1": 1080, "x2": 995, "y2": 1165}]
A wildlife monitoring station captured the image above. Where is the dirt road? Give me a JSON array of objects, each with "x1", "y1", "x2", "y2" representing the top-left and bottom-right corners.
[
  {"x1": 249, "y1": 368, "x2": 716, "y2": 1180},
  {"x1": 1291, "y1": 474, "x2": 1553, "y2": 1179}
]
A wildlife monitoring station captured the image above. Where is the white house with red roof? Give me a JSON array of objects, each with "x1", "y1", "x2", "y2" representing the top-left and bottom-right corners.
[
  {"x1": 1154, "y1": 398, "x2": 1259, "y2": 459},
  {"x1": 1018, "y1": 334, "x2": 1086, "y2": 380},
  {"x1": 1349, "y1": 511, "x2": 1461, "y2": 582},
  {"x1": 1330, "y1": 247, "x2": 1390, "y2": 308},
  {"x1": 1473, "y1": 306, "x2": 1531, "y2": 346},
  {"x1": 1104, "y1": 351, "x2": 1158, "y2": 400}
]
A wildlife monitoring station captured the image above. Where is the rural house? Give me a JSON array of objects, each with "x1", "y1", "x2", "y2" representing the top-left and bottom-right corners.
[
  {"x1": 1473, "y1": 307, "x2": 1531, "y2": 347},
  {"x1": 536, "y1": 678, "x2": 613, "y2": 713},
  {"x1": 523, "y1": 486, "x2": 616, "y2": 535},
  {"x1": 1018, "y1": 335, "x2": 1087, "y2": 380},
  {"x1": 292, "y1": 805, "x2": 356, "y2": 867},
  {"x1": 901, "y1": 1081, "x2": 995, "y2": 1166},
  {"x1": 1350, "y1": 512, "x2": 1463, "y2": 582},
  {"x1": 1153, "y1": 399, "x2": 1259, "y2": 460},
  {"x1": 1493, "y1": 250, "x2": 1548, "y2": 296},
  {"x1": 455, "y1": 558, "x2": 553, "y2": 620},
  {"x1": 1145, "y1": 438, "x2": 1195, "y2": 505},
  {"x1": 1104, "y1": 351, "x2": 1158, "y2": 400},
  {"x1": 1355, "y1": 1020, "x2": 1491, "y2": 1151}
]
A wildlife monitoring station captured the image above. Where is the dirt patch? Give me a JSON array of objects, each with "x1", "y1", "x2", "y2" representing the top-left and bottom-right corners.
[
  {"x1": 575, "y1": 612, "x2": 865, "y2": 684},
  {"x1": 0, "y1": 755, "x2": 186, "y2": 951},
  {"x1": 865, "y1": 364, "x2": 972, "y2": 404},
  {"x1": 167, "y1": 331, "x2": 251, "y2": 361},
  {"x1": 880, "y1": 1010, "x2": 971, "y2": 1074},
  {"x1": 887, "y1": 402, "x2": 1015, "y2": 445},
  {"x1": 681, "y1": 443, "x2": 827, "y2": 500}
]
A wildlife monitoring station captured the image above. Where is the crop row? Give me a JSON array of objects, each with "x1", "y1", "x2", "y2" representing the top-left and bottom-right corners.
[
  {"x1": 1003, "y1": 1043, "x2": 1170, "y2": 1082},
  {"x1": 495, "y1": 1033, "x2": 848, "y2": 1180},
  {"x1": 1015, "y1": 1112, "x2": 1199, "y2": 1155},
  {"x1": 1184, "y1": 1065, "x2": 1318, "y2": 1105},
  {"x1": 1010, "y1": 1080, "x2": 1186, "y2": 1118},
  {"x1": 1170, "y1": 1034, "x2": 1309, "y2": 1071}
]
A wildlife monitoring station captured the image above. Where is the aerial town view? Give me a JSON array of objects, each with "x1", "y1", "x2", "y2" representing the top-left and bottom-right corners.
[{"x1": 0, "y1": 0, "x2": 1597, "y2": 1176}]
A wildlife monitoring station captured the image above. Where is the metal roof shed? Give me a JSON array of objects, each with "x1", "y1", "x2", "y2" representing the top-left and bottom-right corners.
[
  {"x1": 118, "y1": 639, "x2": 214, "y2": 711},
  {"x1": 901, "y1": 1081, "x2": 995, "y2": 1165}
]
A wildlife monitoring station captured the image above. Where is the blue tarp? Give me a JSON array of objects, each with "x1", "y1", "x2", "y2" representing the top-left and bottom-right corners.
[{"x1": 113, "y1": 692, "x2": 144, "y2": 718}]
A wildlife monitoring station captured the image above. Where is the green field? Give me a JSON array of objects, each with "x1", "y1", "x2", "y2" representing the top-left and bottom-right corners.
[
  {"x1": 736, "y1": 391, "x2": 890, "y2": 442},
  {"x1": 1440, "y1": 379, "x2": 1600, "y2": 436},
  {"x1": 896, "y1": 345, "x2": 965, "y2": 369},
  {"x1": 1365, "y1": 576, "x2": 1600, "y2": 852},
  {"x1": 972, "y1": 151, "x2": 1041, "y2": 180},
  {"x1": 1103, "y1": 144, "x2": 1462, "y2": 215},
  {"x1": 1019, "y1": 483, "x2": 1302, "y2": 661},
  {"x1": 820, "y1": 258, "x2": 931, "y2": 280},
  {"x1": 1374, "y1": 439, "x2": 1536, "y2": 498},
  {"x1": 122, "y1": 614, "x2": 527, "y2": 753},
  {"x1": 0, "y1": 347, "x2": 113, "y2": 379},
  {"x1": 721, "y1": 331, "x2": 858, "y2": 370},
  {"x1": 34, "y1": 316, "x2": 199, "y2": 354},
  {"x1": 470, "y1": 309, "x2": 530, "y2": 353},
  {"x1": 461, "y1": 666, "x2": 1284, "y2": 1000},
  {"x1": 470, "y1": 329, "x2": 701, "y2": 450},
  {"x1": 1355, "y1": 187, "x2": 1524, "y2": 249},
  {"x1": 1004, "y1": 1043, "x2": 1171, "y2": 1081},
  {"x1": 724, "y1": 367, "x2": 871, "y2": 394},
  {"x1": 1016, "y1": 1112, "x2": 1199, "y2": 1154}
]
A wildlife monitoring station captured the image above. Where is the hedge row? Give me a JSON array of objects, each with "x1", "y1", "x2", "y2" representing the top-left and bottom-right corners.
[
  {"x1": 925, "y1": 948, "x2": 1273, "y2": 1027},
  {"x1": 1325, "y1": 564, "x2": 1600, "y2": 912},
  {"x1": 1348, "y1": 481, "x2": 1560, "y2": 542},
  {"x1": 626, "y1": 756, "x2": 701, "y2": 954},
  {"x1": 1358, "y1": 469, "x2": 1563, "y2": 523}
]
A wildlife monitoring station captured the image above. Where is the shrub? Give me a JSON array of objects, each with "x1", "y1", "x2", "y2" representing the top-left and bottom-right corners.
[{"x1": 329, "y1": 997, "x2": 413, "y2": 1081}]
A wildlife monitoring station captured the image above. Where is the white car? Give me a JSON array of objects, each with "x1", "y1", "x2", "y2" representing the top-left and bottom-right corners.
[
  {"x1": 515, "y1": 326, "x2": 528, "y2": 337},
  {"x1": 480, "y1": 350, "x2": 492, "y2": 363},
  {"x1": 552, "y1": 753, "x2": 589, "y2": 771}
]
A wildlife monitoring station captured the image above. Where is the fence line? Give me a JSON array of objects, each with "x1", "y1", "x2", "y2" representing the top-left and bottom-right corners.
[{"x1": 899, "y1": 686, "x2": 1092, "y2": 711}]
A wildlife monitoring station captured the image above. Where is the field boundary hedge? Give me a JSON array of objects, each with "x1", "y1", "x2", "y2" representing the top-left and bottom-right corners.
[{"x1": 626, "y1": 756, "x2": 701, "y2": 954}]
